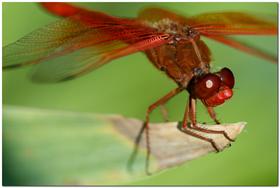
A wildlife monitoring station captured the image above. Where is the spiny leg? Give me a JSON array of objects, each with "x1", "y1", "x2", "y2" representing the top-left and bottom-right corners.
[
  {"x1": 144, "y1": 87, "x2": 183, "y2": 174},
  {"x1": 206, "y1": 106, "x2": 220, "y2": 124},
  {"x1": 181, "y1": 126, "x2": 219, "y2": 152},
  {"x1": 181, "y1": 96, "x2": 219, "y2": 152},
  {"x1": 189, "y1": 96, "x2": 234, "y2": 142}
]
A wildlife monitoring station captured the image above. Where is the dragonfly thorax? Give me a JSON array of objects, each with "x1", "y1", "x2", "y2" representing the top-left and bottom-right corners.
[{"x1": 146, "y1": 19, "x2": 200, "y2": 42}]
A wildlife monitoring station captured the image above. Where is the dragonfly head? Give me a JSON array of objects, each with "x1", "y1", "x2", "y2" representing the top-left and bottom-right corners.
[{"x1": 187, "y1": 67, "x2": 235, "y2": 107}]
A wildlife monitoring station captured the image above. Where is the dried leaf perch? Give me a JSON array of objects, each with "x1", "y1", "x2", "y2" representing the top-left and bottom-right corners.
[{"x1": 110, "y1": 115, "x2": 246, "y2": 172}]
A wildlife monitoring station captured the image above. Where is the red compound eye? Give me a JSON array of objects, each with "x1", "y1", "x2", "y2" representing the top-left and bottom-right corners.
[
  {"x1": 193, "y1": 74, "x2": 221, "y2": 99},
  {"x1": 219, "y1": 68, "x2": 235, "y2": 89}
]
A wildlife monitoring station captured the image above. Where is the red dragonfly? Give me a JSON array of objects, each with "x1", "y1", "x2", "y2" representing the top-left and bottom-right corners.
[{"x1": 3, "y1": 3, "x2": 277, "y2": 172}]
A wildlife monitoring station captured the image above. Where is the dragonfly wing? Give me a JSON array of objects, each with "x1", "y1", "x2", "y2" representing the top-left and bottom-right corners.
[
  {"x1": 204, "y1": 34, "x2": 277, "y2": 63},
  {"x1": 188, "y1": 12, "x2": 277, "y2": 35},
  {"x1": 4, "y1": 14, "x2": 170, "y2": 82},
  {"x1": 3, "y1": 17, "x2": 88, "y2": 69},
  {"x1": 31, "y1": 33, "x2": 169, "y2": 82}
]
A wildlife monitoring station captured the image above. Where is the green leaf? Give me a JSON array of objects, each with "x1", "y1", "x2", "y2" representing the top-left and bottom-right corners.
[
  {"x1": 3, "y1": 106, "x2": 149, "y2": 185},
  {"x1": 3, "y1": 105, "x2": 245, "y2": 185}
]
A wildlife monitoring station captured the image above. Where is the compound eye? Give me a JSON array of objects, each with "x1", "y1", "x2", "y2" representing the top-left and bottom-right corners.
[
  {"x1": 194, "y1": 74, "x2": 221, "y2": 99},
  {"x1": 219, "y1": 68, "x2": 235, "y2": 89}
]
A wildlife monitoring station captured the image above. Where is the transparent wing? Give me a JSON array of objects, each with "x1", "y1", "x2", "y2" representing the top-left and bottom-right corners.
[
  {"x1": 3, "y1": 18, "x2": 87, "y2": 69},
  {"x1": 31, "y1": 33, "x2": 169, "y2": 82},
  {"x1": 3, "y1": 14, "x2": 170, "y2": 82},
  {"x1": 204, "y1": 34, "x2": 277, "y2": 63},
  {"x1": 188, "y1": 12, "x2": 277, "y2": 35}
]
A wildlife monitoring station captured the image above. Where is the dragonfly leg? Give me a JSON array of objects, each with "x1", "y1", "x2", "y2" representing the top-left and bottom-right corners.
[
  {"x1": 144, "y1": 87, "x2": 183, "y2": 174},
  {"x1": 181, "y1": 96, "x2": 219, "y2": 152},
  {"x1": 181, "y1": 126, "x2": 220, "y2": 152},
  {"x1": 206, "y1": 106, "x2": 220, "y2": 124},
  {"x1": 189, "y1": 96, "x2": 235, "y2": 142}
]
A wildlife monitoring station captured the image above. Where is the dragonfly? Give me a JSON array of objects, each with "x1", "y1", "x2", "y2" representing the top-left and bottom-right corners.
[{"x1": 3, "y1": 3, "x2": 277, "y2": 173}]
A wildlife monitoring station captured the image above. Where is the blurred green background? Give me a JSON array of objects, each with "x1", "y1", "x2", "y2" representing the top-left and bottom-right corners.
[{"x1": 3, "y1": 2, "x2": 278, "y2": 186}]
